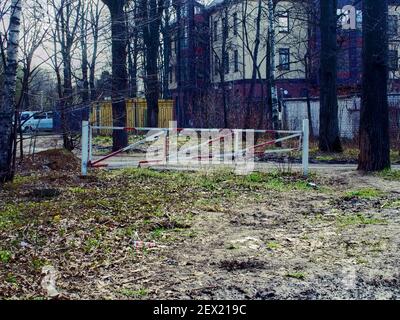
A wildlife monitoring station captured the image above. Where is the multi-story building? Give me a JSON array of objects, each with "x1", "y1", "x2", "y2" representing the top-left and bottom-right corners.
[
  {"x1": 168, "y1": 0, "x2": 400, "y2": 128},
  {"x1": 168, "y1": 0, "x2": 209, "y2": 126}
]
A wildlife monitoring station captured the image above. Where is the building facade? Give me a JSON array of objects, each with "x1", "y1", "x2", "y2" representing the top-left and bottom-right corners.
[{"x1": 168, "y1": 0, "x2": 400, "y2": 128}]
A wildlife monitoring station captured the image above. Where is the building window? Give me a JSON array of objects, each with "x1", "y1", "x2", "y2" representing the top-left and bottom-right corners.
[
  {"x1": 233, "y1": 13, "x2": 238, "y2": 35},
  {"x1": 194, "y1": 6, "x2": 201, "y2": 15},
  {"x1": 279, "y1": 48, "x2": 290, "y2": 70},
  {"x1": 388, "y1": 15, "x2": 398, "y2": 38},
  {"x1": 213, "y1": 20, "x2": 218, "y2": 42},
  {"x1": 389, "y1": 49, "x2": 399, "y2": 71},
  {"x1": 278, "y1": 10, "x2": 289, "y2": 33},
  {"x1": 234, "y1": 50, "x2": 239, "y2": 72},
  {"x1": 224, "y1": 51, "x2": 229, "y2": 74}
]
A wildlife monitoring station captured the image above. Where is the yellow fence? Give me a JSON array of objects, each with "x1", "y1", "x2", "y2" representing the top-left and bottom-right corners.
[{"x1": 90, "y1": 99, "x2": 174, "y2": 135}]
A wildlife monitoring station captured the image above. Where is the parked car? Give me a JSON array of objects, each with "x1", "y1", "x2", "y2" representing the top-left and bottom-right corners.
[{"x1": 20, "y1": 111, "x2": 54, "y2": 133}]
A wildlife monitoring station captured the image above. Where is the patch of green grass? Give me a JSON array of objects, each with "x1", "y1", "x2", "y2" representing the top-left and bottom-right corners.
[
  {"x1": 377, "y1": 169, "x2": 400, "y2": 181},
  {"x1": 93, "y1": 135, "x2": 112, "y2": 145},
  {"x1": 118, "y1": 168, "x2": 166, "y2": 180},
  {"x1": 315, "y1": 155, "x2": 335, "y2": 162},
  {"x1": 382, "y1": 199, "x2": 400, "y2": 209},
  {"x1": 345, "y1": 188, "x2": 384, "y2": 199},
  {"x1": 286, "y1": 272, "x2": 305, "y2": 280},
  {"x1": 194, "y1": 198, "x2": 224, "y2": 212},
  {"x1": 181, "y1": 230, "x2": 197, "y2": 238},
  {"x1": 119, "y1": 288, "x2": 148, "y2": 298},
  {"x1": 246, "y1": 172, "x2": 263, "y2": 183},
  {"x1": 266, "y1": 241, "x2": 281, "y2": 250},
  {"x1": 0, "y1": 204, "x2": 22, "y2": 230},
  {"x1": 151, "y1": 227, "x2": 168, "y2": 239},
  {"x1": 356, "y1": 257, "x2": 368, "y2": 265},
  {"x1": 84, "y1": 237, "x2": 101, "y2": 252},
  {"x1": 336, "y1": 214, "x2": 387, "y2": 227},
  {"x1": 68, "y1": 187, "x2": 86, "y2": 194},
  {"x1": 232, "y1": 171, "x2": 314, "y2": 192},
  {"x1": 31, "y1": 257, "x2": 47, "y2": 271},
  {"x1": 5, "y1": 273, "x2": 17, "y2": 284},
  {"x1": 119, "y1": 225, "x2": 138, "y2": 238},
  {"x1": 4, "y1": 175, "x2": 35, "y2": 190},
  {"x1": 0, "y1": 250, "x2": 12, "y2": 263}
]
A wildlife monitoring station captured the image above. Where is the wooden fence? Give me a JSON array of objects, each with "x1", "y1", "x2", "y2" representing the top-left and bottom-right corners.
[{"x1": 90, "y1": 99, "x2": 174, "y2": 134}]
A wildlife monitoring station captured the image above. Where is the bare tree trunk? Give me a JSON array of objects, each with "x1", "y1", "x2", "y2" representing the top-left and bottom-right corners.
[
  {"x1": 248, "y1": 0, "x2": 262, "y2": 100},
  {"x1": 306, "y1": 90, "x2": 314, "y2": 138},
  {"x1": 268, "y1": 0, "x2": 279, "y2": 132},
  {"x1": 221, "y1": 9, "x2": 228, "y2": 128},
  {"x1": 358, "y1": 0, "x2": 390, "y2": 171},
  {"x1": 127, "y1": 35, "x2": 138, "y2": 98},
  {"x1": 319, "y1": 0, "x2": 342, "y2": 152},
  {"x1": 89, "y1": 0, "x2": 103, "y2": 102},
  {"x1": 0, "y1": 0, "x2": 22, "y2": 183},
  {"x1": 127, "y1": 2, "x2": 138, "y2": 99},
  {"x1": 140, "y1": 0, "x2": 164, "y2": 128},
  {"x1": 80, "y1": 4, "x2": 90, "y2": 121},
  {"x1": 103, "y1": 0, "x2": 128, "y2": 150},
  {"x1": 161, "y1": 6, "x2": 171, "y2": 99},
  {"x1": 53, "y1": 0, "x2": 82, "y2": 151}
]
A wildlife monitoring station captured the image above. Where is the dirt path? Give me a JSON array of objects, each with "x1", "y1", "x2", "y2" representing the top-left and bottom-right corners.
[
  {"x1": 66, "y1": 171, "x2": 400, "y2": 300},
  {"x1": 1, "y1": 160, "x2": 399, "y2": 300}
]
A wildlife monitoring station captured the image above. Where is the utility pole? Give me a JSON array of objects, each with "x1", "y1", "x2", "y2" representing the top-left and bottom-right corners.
[{"x1": 268, "y1": 0, "x2": 279, "y2": 131}]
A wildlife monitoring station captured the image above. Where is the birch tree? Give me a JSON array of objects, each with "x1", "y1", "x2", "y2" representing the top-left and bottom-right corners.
[{"x1": 0, "y1": 0, "x2": 23, "y2": 182}]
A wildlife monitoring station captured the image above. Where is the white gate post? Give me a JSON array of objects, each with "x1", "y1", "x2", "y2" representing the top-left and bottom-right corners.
[
  {"x1": 81, "y1": 121, "x2": 89, "y2": 176},
  {"x1": 89, "y1": 125, "x2": 93, "y2": 163},
  {"x1": 234, "y1": 129, "x2": 240, "y2": 159},
  {"x1": 302, "y1": 119, "x2": 309, "y2": 176}
]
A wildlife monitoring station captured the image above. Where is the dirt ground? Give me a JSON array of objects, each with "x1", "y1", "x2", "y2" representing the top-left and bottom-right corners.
[{"x1": 0, "y1": 151, "x2": 399, "y2": 300}]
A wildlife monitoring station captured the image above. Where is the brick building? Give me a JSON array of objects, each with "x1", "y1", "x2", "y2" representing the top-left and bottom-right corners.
[{"x1": 167, "y1": 0, "x2": 400, "y2": 128}]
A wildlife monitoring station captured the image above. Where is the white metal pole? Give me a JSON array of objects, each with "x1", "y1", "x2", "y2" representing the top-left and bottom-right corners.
[
  {"x1": 81, "y1": 121, "x2": 89, "y2": 176},
  {"x1": 89, "y1": 125, "x2": 93, "y2": 162},
  {"x1": 302, "y1": 119, "x2": 309, "y2": 176},
  {"x1": 234, "y1": 130, "x2": 240, "y2": 159}
]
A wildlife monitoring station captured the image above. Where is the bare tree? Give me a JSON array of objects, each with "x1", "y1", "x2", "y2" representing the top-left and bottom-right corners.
[
  {"x1": 358, "y1": 0, "x2": 391, "y2": 171},
  {"x1": 319, "y1": 0, "x2": 342, "y2": 152},
  {"x1": 126, "y1": 0, "x2": 141, "y2": 99},
  {"x1": 211, "y1": 2, "x2": 230, "y2": 128},
  {"x1": 48, "y1": 0, "x2": 82, "y2": 151},
  {"x1": 102, "y1": 0, "x2": 129, "y2": 150},
  {"x1": 15, "y1": 1, "x2": 50, "y2": 160},
  {"x1": 0, "y1": 0, "x2": 22, "y2": 182},
  {"x1": 89, "y1": 0, "x2": 105, "y2": 102},
  {"x1": 139, "y1": 0, "x2": 164, "y2": 127}
]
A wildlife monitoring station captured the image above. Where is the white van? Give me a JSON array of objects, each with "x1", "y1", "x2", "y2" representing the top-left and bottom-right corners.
[{"x1": 20, "y1": 111, "x2": 54, "y2": 133}]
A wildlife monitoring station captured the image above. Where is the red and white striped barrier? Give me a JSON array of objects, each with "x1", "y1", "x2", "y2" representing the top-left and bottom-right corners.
[{"x1": 81, "y1": 120, "x2": 310, "y2": 176}]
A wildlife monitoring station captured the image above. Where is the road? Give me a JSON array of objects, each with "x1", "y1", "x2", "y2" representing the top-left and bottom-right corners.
[
  {"x1": 89, "y1": 154, "x2": 400, "y2": 173},
  {"x1": 19, "y1": 134, "x2": 400, "y2": 173}
]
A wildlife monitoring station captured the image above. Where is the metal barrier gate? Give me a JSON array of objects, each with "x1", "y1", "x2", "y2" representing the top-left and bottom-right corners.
[{"x1": 81, "y1": 120, "x2": 309, "y2": 176}]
